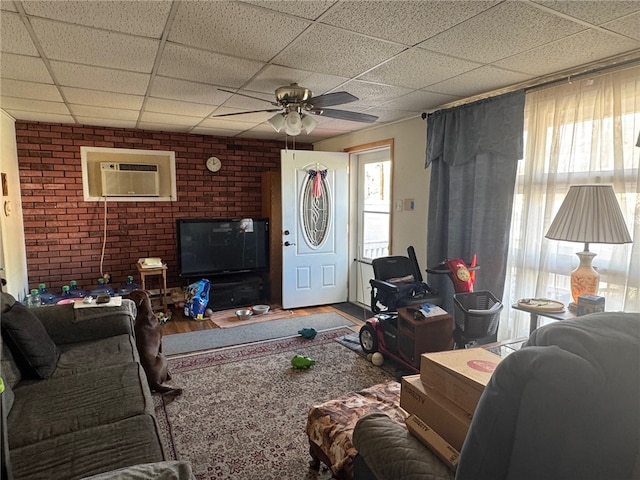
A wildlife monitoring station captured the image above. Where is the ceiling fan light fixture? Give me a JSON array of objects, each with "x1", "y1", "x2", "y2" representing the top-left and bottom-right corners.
[
  {"x1": 301, "y1": 114, "x2": 318, "y2": 134},
  {"x1": 285, "y1": 111, "x2": 302, "y2": 136},
  {"x1": 268, "y1": 113, "x2": 286, "y2": 133}
]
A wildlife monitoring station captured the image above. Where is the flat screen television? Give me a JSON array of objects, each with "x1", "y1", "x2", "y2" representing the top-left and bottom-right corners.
[{"x1": 176, "y1": 218, "x2": 269, "y2": 277}]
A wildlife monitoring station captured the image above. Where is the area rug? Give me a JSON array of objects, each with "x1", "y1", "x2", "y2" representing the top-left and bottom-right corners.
[
  {"x1": 212, "y1": 307, "x2": 303, "y2": 328},
  {"x1": 163, "y1": 312, "x2": 356, "y2": 356},
  {"x1": 154, "y1": 328, "x2": 393, "y2": 480}
]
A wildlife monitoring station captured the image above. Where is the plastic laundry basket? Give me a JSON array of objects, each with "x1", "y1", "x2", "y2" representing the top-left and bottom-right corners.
[{"x1": 453, "y1": 290, "x2": 503, "y2": 339}]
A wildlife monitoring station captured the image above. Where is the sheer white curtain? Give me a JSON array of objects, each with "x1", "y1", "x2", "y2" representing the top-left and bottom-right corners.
[{"x1": 501, "y1": 65, "x2": 640, "y2": 340}]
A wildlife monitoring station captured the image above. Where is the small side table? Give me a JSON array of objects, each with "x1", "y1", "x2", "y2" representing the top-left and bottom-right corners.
[
  {"x1": 512, "y1": 303, "x2": 576, "y2": 335},
  {"x1": 136, "y1": 263, "x2": 168, "y2": 313}
]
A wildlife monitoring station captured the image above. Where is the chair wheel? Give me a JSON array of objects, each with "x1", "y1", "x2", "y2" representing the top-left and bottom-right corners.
[{"x1": 359, "y1": 324, "x2": 379, "y2": 354}]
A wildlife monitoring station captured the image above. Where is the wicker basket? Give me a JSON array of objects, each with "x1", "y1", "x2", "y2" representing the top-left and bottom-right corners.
[{"x1": 453, "y1": 290, "x2": 503, "y2": 339}]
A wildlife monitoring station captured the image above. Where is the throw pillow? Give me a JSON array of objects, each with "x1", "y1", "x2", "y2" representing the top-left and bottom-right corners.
[{"x1": 1, "y1": 303, "x2": 60, "y2": 379}]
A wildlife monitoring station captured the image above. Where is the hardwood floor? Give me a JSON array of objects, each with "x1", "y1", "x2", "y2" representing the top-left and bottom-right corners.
[{"x1": 161, "y1": 303, "x2": 366, "y2": 336}]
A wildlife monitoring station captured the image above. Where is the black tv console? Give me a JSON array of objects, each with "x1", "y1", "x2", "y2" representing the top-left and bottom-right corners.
[{"x1": 188, "y1": 272, "x2": 268, "y2": 311}]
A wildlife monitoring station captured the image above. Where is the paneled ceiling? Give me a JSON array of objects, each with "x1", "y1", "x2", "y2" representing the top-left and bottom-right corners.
[{"x1": 1, "y1": 0, "x2": 639, "y2": 142}]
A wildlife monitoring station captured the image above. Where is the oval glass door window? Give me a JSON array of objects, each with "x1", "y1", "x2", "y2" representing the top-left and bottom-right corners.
[{"x1": 300, "y1": 168, "x2": 331, "y2": 248}]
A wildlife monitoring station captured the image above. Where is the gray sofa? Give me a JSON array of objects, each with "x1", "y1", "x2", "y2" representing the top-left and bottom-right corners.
[
  {"x1": 0, "y1": 292, "x2": 174, "y2": 479},
  {"x1": 353, "y1": 311, "x2": 640, "y2": 480}
]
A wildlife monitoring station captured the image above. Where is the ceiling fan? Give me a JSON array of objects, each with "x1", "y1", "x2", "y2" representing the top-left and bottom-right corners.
[{"x1": 212, "y1": 83, "x2": 378, "y2": 135}]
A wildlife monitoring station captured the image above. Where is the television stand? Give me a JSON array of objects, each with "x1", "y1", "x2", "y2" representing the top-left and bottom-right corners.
[{"x1": 203, "y1": 273, "x2": 265, "y2": 311}]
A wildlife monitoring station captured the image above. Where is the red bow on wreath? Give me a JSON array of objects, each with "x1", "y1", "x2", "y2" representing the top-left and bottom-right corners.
[{"x1": 308, "y1": 169, "x2": 327, "y2": 198}]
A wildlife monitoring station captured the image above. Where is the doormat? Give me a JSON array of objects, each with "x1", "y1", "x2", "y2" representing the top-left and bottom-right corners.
[{"x1": 332, "y1": 302, "x2": 373, "y2": 322}]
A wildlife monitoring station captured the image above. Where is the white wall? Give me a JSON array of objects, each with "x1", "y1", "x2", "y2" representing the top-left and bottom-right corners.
[
  {"x1": 315, "y1": 116, "x2": 432, "y2": 270},
  {"x1": 0, "y1": 110, "x2": 29, "y2": 300}
]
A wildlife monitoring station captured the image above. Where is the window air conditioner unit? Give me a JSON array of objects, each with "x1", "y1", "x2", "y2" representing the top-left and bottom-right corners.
[{"x1": 100, "y1": 162, "x2": 160, "y2": 197}]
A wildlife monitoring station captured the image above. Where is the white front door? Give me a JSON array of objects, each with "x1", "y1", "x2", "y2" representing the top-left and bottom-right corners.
[{"x1": 281, "y1": 150, "x2": 349, "y2": 309}]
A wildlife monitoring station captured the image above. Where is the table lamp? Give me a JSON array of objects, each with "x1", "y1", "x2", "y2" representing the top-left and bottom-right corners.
[{"x1": 545, "y1": 184, "x2": 632, "y2": 307}]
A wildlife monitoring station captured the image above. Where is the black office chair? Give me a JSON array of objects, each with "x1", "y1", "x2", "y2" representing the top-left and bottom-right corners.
[{"x1": 369, "y1": 246, "x2": 441, "y2": 314}]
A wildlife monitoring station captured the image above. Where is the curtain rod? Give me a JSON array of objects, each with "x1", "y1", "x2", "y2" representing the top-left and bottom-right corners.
[{"x1": 421, "y1": 50, "x2": 640, "y2": 119}]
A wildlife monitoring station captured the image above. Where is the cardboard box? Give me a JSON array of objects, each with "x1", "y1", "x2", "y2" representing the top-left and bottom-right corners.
[
  {"x1": 405, "y1": 414, "x2": 460, "y2": 471},
  {"x1": 400, "y1": 375, "x2": 472, "y2": 451},
  {"x1": 420, "y1": 347, "x2": 502, "y2": 414}
]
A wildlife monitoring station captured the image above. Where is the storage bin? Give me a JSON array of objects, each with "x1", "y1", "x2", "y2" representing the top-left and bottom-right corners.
[{"x1": 453, "y1": 290, "x2": 503, "y2": 339}]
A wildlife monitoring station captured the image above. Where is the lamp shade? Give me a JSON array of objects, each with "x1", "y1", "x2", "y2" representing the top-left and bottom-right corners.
[
  {"x1": 268, "y1": 113, "x2": 286, "y2": 133},
  {"x1": 301, "y1": 114, "x2": 318, "y2": 134},
  {"x1": 545, "y1": 185, "x2": 632, "y2": 245}
]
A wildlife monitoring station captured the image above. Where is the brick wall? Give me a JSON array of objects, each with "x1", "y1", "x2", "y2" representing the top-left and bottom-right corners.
[{"x1": 15, "y1": 121, "x2": 311, "y2": 296}]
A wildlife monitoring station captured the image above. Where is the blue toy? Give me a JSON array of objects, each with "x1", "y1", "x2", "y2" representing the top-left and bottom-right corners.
[{"x1": 298, "y1": 327, "x2": 317, "y2": 339}]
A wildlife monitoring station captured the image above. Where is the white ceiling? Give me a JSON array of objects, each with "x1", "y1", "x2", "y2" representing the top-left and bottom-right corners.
[{"x1": 1, "y1": 0, "x2": 639, "y2": 143}]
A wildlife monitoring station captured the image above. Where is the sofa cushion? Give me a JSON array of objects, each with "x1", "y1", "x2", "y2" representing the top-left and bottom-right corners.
[
  {"x1": 8, "y1": 362, "x2": 155, "y2": 449},
  {"x1": 52, "y1": 334, "x2": 138, "y2": 378},
  {"x1": 1, "y1": 303, "x2": 60, "y2": 379},
  {"x1": 80, "y1": 461, "x2": 195, "y2": 480},
  {"x1": 9, "y1": 414, "x2": 165, "y2": 480}
]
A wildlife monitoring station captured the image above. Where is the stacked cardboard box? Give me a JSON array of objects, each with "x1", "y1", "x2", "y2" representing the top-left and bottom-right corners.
[{"x1": 399, "y1": 347, "x2": 503, "y2": 470}]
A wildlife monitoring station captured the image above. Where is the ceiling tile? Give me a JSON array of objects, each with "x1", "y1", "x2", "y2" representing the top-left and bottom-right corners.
[
  {"x1": 149, "y1": 76, "x2": 229, "y2": 105},
  {"x1": 1, "y1": 2, "x2": 17, "y2": 12},
  {"x1": 242, "y1": 1, "x2": 336, "y2": 20},
  {"x1": 243, "y1": 65, "x2": 347, "y2": 97},
  {"x1": 0, "y1": 96, "x2": 68, "y2": 114},
  {"x1": 5, "y1": 110, "x2": 73, "y2": 124},
  {"x1": 1, "y1": 79, "x2": 62, "y2": 102},
  {"x1": 75, "y1": 117, "x2": 138, "y2": 129},
  {"x1": 208, "y1": 109, "x2": 277, "y2": 124},
  {"x1": 190, "y1": 125, "x2": 245, "y2": 137},
  {"x1": 361, "y1": 48, "x2": 482, "y2": 89},
  {"x1": 273, "y1": 24, "x2": 405, "y2": 78},
  {"x1": 321, "y1": 1, "x2": 500, "y2": 46},
  {"x1": 0, "y1": 53, "x2": 53, "y2": 83},
  {"x1": 200, "y1": 116, "x2": 268, "y2": 130},
  {"x1": 21, "y1": 0, "x2": 172, "y2": 37},
  {"x1": 138, "y1": 111, "x2": 203, "y2": 127},
  {"x1": 379, "y1": 90, "x2": 461, "y2": 112},
  {"x1": 61, "y1": 87, "x2": 144, "y2": 110},
  {"x1": 69, "y1": 104, "x2": 139, "y2": 121},
  {"x1": 137, "y1": 121, "x2": 193, "y2": 133},
  {"x1": 336, "y1": 80, "x2": 413, "y2": 108},
  {"x1": 30, "y1": 19, "x2": 159, "y2": 72},
  {"x1": 157, "y1": 43, "x2": 265, "y2": 88},
  {"x1": 426, "y1": 66, "x2": 532, "y2": 98},
  {"x1": 50, "y1": 61, "x2": 150, "y2": 95},
  {"x1": 494, "y1": 30, "x2": 640, "y2": 76},
  {"x1": 170, "y1": 2, "x2": 311, "y2": 62},
  {"x1": 419, "y1": 2, "x2": 585, "y2": 64},
  {"x1": 144, "y1": 97, "x2": 214, "y2": 118},
  {"x1": 603, "y1": 12, "x2": 640, "y2": 41},
  {"x1": 531, "y1": 1, "x2": 640, "y2": 25},
  {"x1": 1, "y1": 12, "x2": 39, "y2": 56}
]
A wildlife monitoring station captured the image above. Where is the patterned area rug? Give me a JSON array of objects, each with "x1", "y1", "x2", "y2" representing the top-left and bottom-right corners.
[{"x1": 154, "y1": 328, "x2": 393, "y2": 480}]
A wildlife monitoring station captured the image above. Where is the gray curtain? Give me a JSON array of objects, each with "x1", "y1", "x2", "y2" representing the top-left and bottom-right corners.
[{"x1": 425, "y1": 90, "x2": 525, "y2": 324}]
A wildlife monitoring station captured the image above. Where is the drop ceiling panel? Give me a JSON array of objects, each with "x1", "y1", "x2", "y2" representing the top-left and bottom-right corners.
[
  {"x1": 1, "y1": 53, "x2": 53, "y2": 84},
  {"x1": 21, "y1": 0, "x2": 172, "y2": 38},
  {"x1": 321, "y1": 0, "x2": 500, "y2": 46},
  {"x1": 494, "y1": 30, "x2": 640, "y2": 76},
  {"x1": 144, "y1": 97, "x2": 214, "y2": 118},
  {"x1": 30, "y1": 19, "x2": 159, "y2": 72},
  {"x1": 61, "y1": 87, "x2": 144, "y2": 111},
  {"x1": 336, "y1": 80, "x2": 413, "y2": 108},
  {"x1": 170, "y1": 1, "x2": 311, "y2": 62},
  {"x1": 3, "y1": 110, "x2": 73, "y2": 124},
  {"x1": 50, "y1": 61, "x2": 150, "y2": 95},
  {"x1": 426, "y1": 66, "x2": 533, "y2": 98},
  {"x1": 137, "y1": 121, "x2": 192, "y2": 133},
  {"x1": 273, "y1": 24, "x2": 405, "y2": 78},
  {"x1": 418, "y1": 2, "x2": 585, "y2": 64},
  {"x1": 604, "y1": 12, "x2": 640, "y2": 41},
  {"x1": 1, "y1": 12, "x2": 39, "y2": 56},
  {"x1": 242, "y1": 1, "x2": 337, "y2": 20},
  {"x1": 138, "y1": 111, "x2": 202, "y2": 126},
  {"x1": 69, "y1": 104, "x2": 139, "y2": 121},
  {"x1": 361, "y1": 48, "x2": 482, "y2": 89},
  {"x1": 0, "y1": 96, "x2": 68, "y2": 115},
  {"x1": 200, "y1": 116, "x2": 269, "y2": 130},
  {"x1": 76, "y1": 117, "x2": 138, "y2": 129},
  {"x1": 149, "y1": 77, "x2": 230, "y2": 105},
  {"x1": 380, "y1": 90, "x2": 462, "y2": 112},
  {"x1": 243, "y1": 65, "x2": 347, "y2": 97},
  {"x1": 190, "y1": 125, "x2": 248, "y2": 137},
  {"x1": 1, "y1": 79, "x2": 62, "y2": 102},
  {"x1": 531, "y1": 0, "x2": 640, "y2": 25},
  {"x1": 157, "y1": 43, "x2": 265, "y2": 87}
]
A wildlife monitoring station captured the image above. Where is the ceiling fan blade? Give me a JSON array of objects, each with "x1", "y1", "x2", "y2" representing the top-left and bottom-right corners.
[
  {"x1": 210, "y1": 109, "x2": 282, "y2": 118},
  {"x1": 313, "y1": 108, "x2": 378, "y2": 123},
  {"x1": 217, "y1": 88, "x2": 279, "y2": 107},
  {"x1": 309, "y1": 91, "x2": 358, "y2": 108}
]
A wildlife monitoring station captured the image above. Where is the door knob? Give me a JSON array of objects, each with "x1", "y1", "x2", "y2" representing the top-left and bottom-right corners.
[
  {"x1": 284, "y1": 241, "x2": 296, "y2": 247},
  {"x1": 283, "y1": 230, "x2": 290, "y2": 235}
]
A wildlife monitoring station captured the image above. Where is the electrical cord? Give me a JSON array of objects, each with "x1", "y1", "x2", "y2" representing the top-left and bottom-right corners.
[{"x1": 100, "y1": 196, "x2": 108, "y2": 280}]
